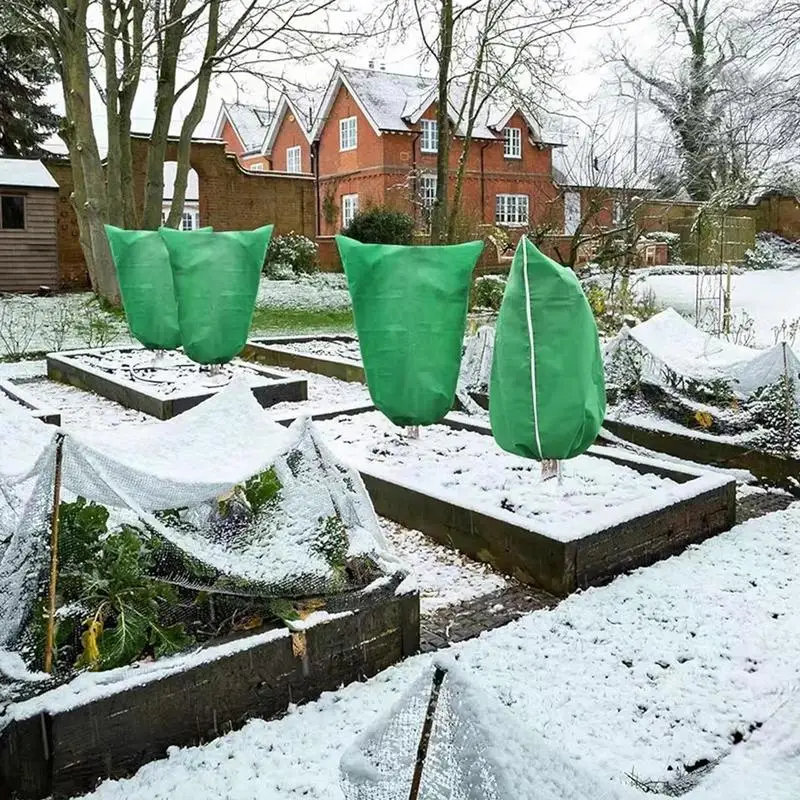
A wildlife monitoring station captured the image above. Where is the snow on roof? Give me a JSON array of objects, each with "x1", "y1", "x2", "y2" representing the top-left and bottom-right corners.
[
  {"x1": 216, "y1": 102, "x2": 274, "y2": 152},
  {"x1": 0, "y1": 158, "x2": 58, "y2": 190},
  {"x1": 261, "y1": 95, "x2": 313, "y2": 155},
  {"x1": 313, "y1": 65, "x2": 544, "y2": 142}
]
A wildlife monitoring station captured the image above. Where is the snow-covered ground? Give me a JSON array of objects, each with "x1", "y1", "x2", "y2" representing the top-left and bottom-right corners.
[
  {"x1": 637, "y1": 268, "x2": 800, "y2": 348},
  {"x1": 256, "y1": 274, "x2": 351, "y2": 311},
  {"x1": 270, "y1": 338, "x2": 362, "y2": 362},
  {"x1": 73, "y1": 502, "x2": 800, "y2": 800}
]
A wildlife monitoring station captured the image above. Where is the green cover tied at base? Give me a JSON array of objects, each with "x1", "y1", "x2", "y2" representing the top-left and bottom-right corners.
[
  {"x1": 105, "y1": 225, "x2": 210, "y2": 351},
  {"x1": 160, "y1": 225, "x2": 273, "y2": 364},
  {"x1": 336, "y1": 235, "x2": 483, "y2": 427},
  {"x1": 490, "y1": 237, "x2": 605, "y2": 460}
]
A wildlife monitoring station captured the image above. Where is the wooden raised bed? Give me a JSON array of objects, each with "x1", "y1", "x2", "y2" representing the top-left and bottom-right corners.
[
  {"x1": 603, "y1": 418, "x2": 800, "y2": 497},
  {"x1": 274, "y1": 410, "x2": 736, "y2": 597},
  {"x1": 0, "y1": 379, "x2": 61, "y2": 425},
  {"x1": 242, "y1": 335, "x2": 365, "y2": 383},
  {"x1": 47, "y1": 347, "x2": 308, "y2": 420},
  {"x1": 0, "y1": 576, "x2": 419, "y2": 800}
]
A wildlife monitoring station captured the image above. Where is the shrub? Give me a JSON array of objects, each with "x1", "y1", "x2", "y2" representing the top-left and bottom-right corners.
[
  {"x1": 470, "y1": 275, "x2": 507, "y2": 311},
  {"x1": 265, "y1": 233, "x2": 318, "y2": 276},
  {"x1": 743, "y1": 239, "x2": 779, "y2": 271},
  {"x1": 263, "y1": 262, "x2": 296, "y2": 280},
  {"x1": 342, "y1": 207, "x2": 415, "y2": 245}
]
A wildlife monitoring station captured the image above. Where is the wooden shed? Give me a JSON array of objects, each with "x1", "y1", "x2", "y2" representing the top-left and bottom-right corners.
[{"x1": 0, "y1": 158, "x2": 59, "y2": 292}]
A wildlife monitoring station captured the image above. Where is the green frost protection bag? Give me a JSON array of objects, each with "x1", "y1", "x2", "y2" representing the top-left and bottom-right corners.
[
  {"x1": 160, "y1": 225, "x2": 272, "y2": 364},
  {"x1": 105, "y1": 225, "x2": 210, "y2": 350},
  {"x1": 336, "y1": 235, "x2": 483, "y2": 426},
  {"x1": 490, "y1": 237, "x2": 605, "y2": 460}
]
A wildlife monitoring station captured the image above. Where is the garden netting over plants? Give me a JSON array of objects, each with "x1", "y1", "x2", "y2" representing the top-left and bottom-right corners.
[
  {"x1": 604, "y1": 308, "x2": 800, "y2": 456},
  {"x1": 0, "y1": 382, "x2": 397, "y2": 710},
  {"x1": 339, "y1": 660, "x2": 626, "y2": 800}
]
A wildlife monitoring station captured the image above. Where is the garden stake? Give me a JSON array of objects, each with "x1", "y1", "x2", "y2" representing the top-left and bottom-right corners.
[
  {"x1": 44, "y1": 433, "x2": 66, "y2": 674},
  {"x1": 408, "y1": 666, "x2": 446, "y2": 800}
]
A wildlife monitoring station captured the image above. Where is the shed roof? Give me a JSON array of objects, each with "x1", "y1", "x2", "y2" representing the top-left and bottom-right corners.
[{"x1": 0, "y1": 158, "x2": 58, "y2": 190}]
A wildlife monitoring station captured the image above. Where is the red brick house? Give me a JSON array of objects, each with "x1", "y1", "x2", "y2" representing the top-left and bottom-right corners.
[
  {"x1": 212, "y1": 102, "x2": 273, "y2": 170},
  {"x1": 310, "y1": 65, "x2": 562, "y2": 236},
  {"x1": 261, "y1": 95, "x2": 314, "y2": 174}
]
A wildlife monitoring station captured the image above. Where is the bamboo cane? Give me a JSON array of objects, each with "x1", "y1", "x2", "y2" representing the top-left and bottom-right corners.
[
  {"x1": 44, "y1": 433, "x2": 66, "y2": 674},
  {"x1": 408, "y1": 666, "x2": 447, "y2": 800}
]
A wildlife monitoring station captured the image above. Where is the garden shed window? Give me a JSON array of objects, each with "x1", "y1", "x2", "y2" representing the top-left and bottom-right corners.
[{"x1": 0, "y1": 195, "x2": 25, "y2": 229}]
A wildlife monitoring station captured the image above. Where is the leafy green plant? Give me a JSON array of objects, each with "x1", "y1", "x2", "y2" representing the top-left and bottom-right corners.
[
  {"x1": 243, "y1": 467, "x2": 282, "y2": 515},
  {"x1": 470, "y1": 275, "x2": 506, "y2": 311},
  {"x1": 265, "y1": 233, "x2": 319, "y2": 276},
  {"x1": 342, "y1": 207, "x2": 415, "y2": 244}
]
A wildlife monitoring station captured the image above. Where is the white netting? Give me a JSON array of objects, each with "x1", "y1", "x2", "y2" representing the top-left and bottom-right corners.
[
  {"x1": 340, "y1": 661, "x2": 626, "y2": 800},
  {"x1": 456, "y1": 326, "x2": 494, "y2": 416},
  {"x1": 0, "y1": 381, "x2": 399, "y2": 706},
  {"x1": 604, "y1": 308, "x2": 800, "y2": 455}
]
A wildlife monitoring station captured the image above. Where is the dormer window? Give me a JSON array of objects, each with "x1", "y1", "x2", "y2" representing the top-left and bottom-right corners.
[
  {"x1": 503, "y1": 127, "x2": 521, "y2": 159},
  {"x1": 421, "y1": 119, "x2": 438, "y2": 153},
  {"x1": 340, "y1": 116, "x2": 357, "y2": 151}
]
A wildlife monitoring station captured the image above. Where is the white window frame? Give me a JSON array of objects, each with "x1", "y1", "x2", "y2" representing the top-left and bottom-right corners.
[
  {"x1": 503, "y1": 127, "x2": 522, "y2": 159},
  {"x1": 564, "y1": 191, "x2": 581, "y2": 235},
  {"x1": 339, "y1": 116, "x2": 357, "y2": 151},
  {"x1": 342, "y1": 194, "x2": 359, "y2": 228},
  {"x1": 286, "y1": 146, "x2": 302, "y2": 173},
  {"x1": 495, "y1": 193, "x2": 529, "y2": 226},
  {"x1": 420, "y1": 119, "x2": 438, "y2": 153},
  {"x1": 420, "y1": 174, "x2": 437, "y2": 210},
  {"x1": 251, "y1": 163, "x2": 264, "y2": 172},
  {"x1": 181, "y1": 211, "x2": 197, "y2": 231}
]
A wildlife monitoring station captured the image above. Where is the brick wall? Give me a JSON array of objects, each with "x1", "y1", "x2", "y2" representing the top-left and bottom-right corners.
[{"x1": 45, "y1": 136, "x2": 315, "y2": 289}]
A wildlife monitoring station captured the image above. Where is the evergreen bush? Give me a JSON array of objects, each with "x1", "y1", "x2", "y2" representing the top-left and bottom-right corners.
[
  {"x1": 264, "y1": 233, "x2": 319, "y2": 277},
  {"x1": 342, "y1": 207, "x2": 415, "y2": 245}
]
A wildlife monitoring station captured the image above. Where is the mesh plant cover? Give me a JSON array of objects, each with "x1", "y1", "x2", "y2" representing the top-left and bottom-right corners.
[
  {"x1": 490, "y1": 237, "x2": 605, "y2": 460},
  {"x1": 604, "y1": 309, "x2": 800, "y2": 456},
  {"x1": 0, "y1": 382, "x2": 398, "y2": 709},
  {"x1": 160, "y1": 225, "x2": 273, "y2": 364},
  {"x1": 105, "y1": 225, "x2": 210, "y2": 351},
  {"x1": 340, "y1": 660, "x2": 626, "y2": 800},
  {"x1": 336, "y1": 235, "x2": 483, "y2": 426}
]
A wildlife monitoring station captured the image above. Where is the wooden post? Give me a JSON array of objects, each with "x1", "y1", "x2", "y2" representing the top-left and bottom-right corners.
[
  {"x1": 44, "y1": 433, "x2": 66, "y2": 674},
  {"x1": 408, "y1": 666, "x2": 446, "y2": 800}
]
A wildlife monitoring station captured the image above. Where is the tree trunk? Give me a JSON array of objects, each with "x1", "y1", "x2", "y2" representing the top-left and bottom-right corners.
[
  {"x1": 59, "y1": 0, "x2": 120, "y2": 303},
  {"x1": 102, "y1": 0, "x2": 124, "y2": 227},
  {"x1": 166, "y1": 0, "x2": 219, "y2": 228},
  {"x1": 430, "y1": 0, "x2": 453, "y2": 245},
  {"x1": 141, "y1": 0, "x2": 187, "y2": 229}
]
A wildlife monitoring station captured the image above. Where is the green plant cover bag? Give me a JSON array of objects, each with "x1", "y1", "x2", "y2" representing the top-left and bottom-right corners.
[
  {"x1": 490, "y1": 237, "x2": 605, "y2": 460},
  {"x1": 159, "y1": 225, "x2": 272, "y2": 364},
  {"x1": 105, "y1": 225, "x2": 210, "y2": 350},
  {"x1": 336, "y1": 235, "x2": 483, "y2": 426}
]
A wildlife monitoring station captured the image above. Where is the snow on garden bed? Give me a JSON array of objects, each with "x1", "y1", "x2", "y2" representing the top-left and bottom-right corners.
[
  {"x1": 256, "y1": 274, "x2": 351, "y2": 311},
  {"x1": 75, "y1": 502, "x2": 800, "y2": 799},
  {"x1": 379, "y1": 519, "x2": 507, "y2": 613},
  {"x1": 314, "y1": 411, "x2": 686, "y2": 541},
  {"x1": 269, "y1": 337, "x2": 362, "y2": 363}
]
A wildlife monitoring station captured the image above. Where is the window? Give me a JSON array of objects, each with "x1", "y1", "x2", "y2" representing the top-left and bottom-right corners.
[
  {"x1": 420, "y1": 174, "x2": 437, "y2": 209},
  {"x1": 181, "y1": 212, "x2": 196, "y2": 231},
  {"x1": 420, "y1": 119, "x2": 438, "y2": 153},
  {"x1": 286, "y1": 146, "x2": 302, "y2": 173},
  {"x1": 564, "y1": 191, "x2": 581, "y2": 235},
  {"x1": 613, "y1": 198, "x2": 623, "y2": 226},
  {"x1": 342, "y1": 194, "x2": 359, "y2": 228},
  {"x1": 503, "y1": 127, "x2": 521, "y2": 159},
  {"x1": 495, "y1": 194, "x2": 529, "y2": 226},
  {"x1": 340, "y1": 116, "x2": 357, "y2": 151},
  {"x1": 0, "y1": 195, "x2": 25, "y2": 230},
  {"x1": 251, "y1": 163, "x2": 264, "y2": 172}
]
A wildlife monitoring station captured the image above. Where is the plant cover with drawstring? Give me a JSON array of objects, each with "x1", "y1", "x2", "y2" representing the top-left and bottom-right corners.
[
  {"x1": 490, "y1": 237, "x2": 605, "y2": 460},
  {"x1": 105, "y1": 225, "x2": 211, "y2": 351},
  {"x1": 336, "y1": 235, "x2": 483, "y2": 426},
  {"x1": 159, "y1": 225, "x2": 273, "y2": 364}
]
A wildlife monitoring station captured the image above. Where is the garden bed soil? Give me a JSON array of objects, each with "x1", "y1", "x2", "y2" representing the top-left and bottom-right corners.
[
  {"x1": 0, "y1": 379, "x2": 61, "y2": 425},
  {"x1": 274, "y1": 410, "x2": 736, "y2": 596},
  {"x1": 602, "y1": 418, "x2": 800, "y2": 496},
  {"x1": 242, "y1": 335, "x2": 365, "y2": 383},
  {"x1": 46, "y1": 347, "x2": 308, "y2": 420},
  {"x1": 0, "y1": 575, "x2": 419, "y2": 800}
]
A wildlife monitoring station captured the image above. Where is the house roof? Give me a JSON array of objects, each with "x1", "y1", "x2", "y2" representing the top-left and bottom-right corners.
[
  {"x1": 213, "y1": 102, "x2": 274, "y2": 153},
  {"x1": 0, "y1": 158, "x2": 58, "y2": 189},
  {"x1": 312, "y1": 65, "x2": 549, "y2": 143},
  {"x1": 260, "y1": 95, "x2": 313, "y2": 155}
]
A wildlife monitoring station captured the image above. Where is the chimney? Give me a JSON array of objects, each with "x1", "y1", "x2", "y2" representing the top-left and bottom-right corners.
[
  {"x1": 368, "y1": 59, "x2": 375, "y2": 69},
  {"x1": 380, "y1": 62, "x2": 386, "y2": 71}
]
